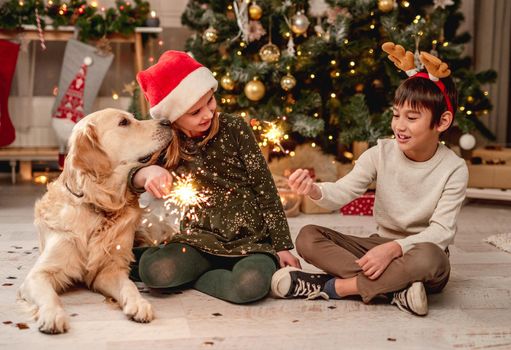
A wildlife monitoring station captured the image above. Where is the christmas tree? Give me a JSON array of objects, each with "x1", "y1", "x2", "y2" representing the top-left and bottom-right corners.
[{"x1": 182, "y1": 0, "x2": 497, "y2": 158}]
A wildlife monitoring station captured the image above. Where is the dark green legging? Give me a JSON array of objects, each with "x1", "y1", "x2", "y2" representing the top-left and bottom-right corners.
[{"x1": 131, "y1": 243, "x2": 277, "y2": 304}]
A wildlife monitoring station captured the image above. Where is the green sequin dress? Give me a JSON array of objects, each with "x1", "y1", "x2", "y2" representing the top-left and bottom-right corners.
[{"x1": 169, "y1": 113, "x2": 293, "y2": 260}]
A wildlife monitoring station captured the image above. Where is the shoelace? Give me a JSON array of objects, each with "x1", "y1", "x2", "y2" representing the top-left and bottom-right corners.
[
  {"x1": 291, "y1": 279, "x2": 330, "y2": 300},
  {"x1": 391, "y1": 289, "x2": 410, "y2": 314}
]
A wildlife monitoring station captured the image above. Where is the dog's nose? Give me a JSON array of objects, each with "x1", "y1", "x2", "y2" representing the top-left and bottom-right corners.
[{"x1": 159, "y1": 119, "x2": 172, "y2": 127}]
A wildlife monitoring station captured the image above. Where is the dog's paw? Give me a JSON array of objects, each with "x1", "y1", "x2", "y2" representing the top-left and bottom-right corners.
[
  {"x1": 37, "y1": 306, "x2": 69, "y2": 334},
  {"x1": 123, "y1": 297, "x2": 154, "y2": 323}
]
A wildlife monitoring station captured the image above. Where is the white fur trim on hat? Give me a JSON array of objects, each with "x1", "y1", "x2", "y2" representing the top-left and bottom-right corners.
[{"x1": 149, "y1": 66, "x2": 218, "y2": 122}]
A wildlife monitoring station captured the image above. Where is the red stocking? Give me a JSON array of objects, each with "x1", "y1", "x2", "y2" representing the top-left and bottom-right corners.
[{"x1": 0, "y1": 40, "x2": 20, "y2": 147}]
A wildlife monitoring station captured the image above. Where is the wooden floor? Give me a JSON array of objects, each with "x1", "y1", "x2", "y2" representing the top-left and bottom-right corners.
[{"x1": 1, "y1": 180, "x2": 511, "y2": 349}]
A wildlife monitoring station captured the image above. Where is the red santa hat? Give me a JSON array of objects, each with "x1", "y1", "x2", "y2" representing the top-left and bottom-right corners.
[{"x1": 136, "y1": 51, "x2": 218, "y2": 122}]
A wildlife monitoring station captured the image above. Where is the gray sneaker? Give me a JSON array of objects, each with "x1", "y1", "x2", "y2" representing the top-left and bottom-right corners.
[
  {"x1": 391, "y1": 281, "x2": 428, "y2": 316},
  {"x1": 271, "y1": 267, "x2": 331, "y2": 300}
]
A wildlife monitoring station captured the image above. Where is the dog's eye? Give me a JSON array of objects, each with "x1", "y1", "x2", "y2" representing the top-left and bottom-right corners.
[{"x1": 118, "y1": 118, "x2": 130, "y2": 127}]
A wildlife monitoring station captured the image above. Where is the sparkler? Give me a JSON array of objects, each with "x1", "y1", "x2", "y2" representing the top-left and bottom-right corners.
[
  {"x1": 260, "y1": 121, "x2": 286, "y2": 152},
  {"x1": 163, "y1": 173, "x2": 210, "y2": 224}
]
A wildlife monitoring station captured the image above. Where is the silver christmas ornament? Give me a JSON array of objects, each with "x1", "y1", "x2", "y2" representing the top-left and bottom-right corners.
[{"x1": 291, "y1": 11, "x2": 310, "y2": 35}]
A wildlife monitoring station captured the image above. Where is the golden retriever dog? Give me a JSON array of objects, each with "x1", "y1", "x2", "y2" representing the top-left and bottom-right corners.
[{"x1": 17, "y1": 108, "x2": 173, "y2": 334}]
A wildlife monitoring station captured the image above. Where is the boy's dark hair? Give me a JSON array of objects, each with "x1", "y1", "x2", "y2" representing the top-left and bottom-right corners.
[{"x1": 393, "y1": 71, "x2": 458, "y2": 129}]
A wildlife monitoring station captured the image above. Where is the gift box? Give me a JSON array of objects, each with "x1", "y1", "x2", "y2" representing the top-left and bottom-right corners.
[
  {"x1": 340, "y1": 192, "x2": 375, "y2": 216},
  {"x1": 467, "y1": 163, "x2": 511, "y2": 189},
  {"x1": 472, "y1": 146, "x2": 511, "y2": 163}
]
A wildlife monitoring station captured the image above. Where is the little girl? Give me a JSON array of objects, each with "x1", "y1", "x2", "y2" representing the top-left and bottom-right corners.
[{"x1": 129, "y1": 51, "x2": 300, "y2": 304}]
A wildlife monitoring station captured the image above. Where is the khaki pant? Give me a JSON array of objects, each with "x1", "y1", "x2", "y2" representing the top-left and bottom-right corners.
[{"x1": 296, "y1": 225, "x2": 451, "y2": 303}]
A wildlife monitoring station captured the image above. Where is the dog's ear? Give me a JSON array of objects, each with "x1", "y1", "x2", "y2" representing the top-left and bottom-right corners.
[
  {"x1": 65, "y1": 122, "x2": 129, "y2": 212},
  {"x1": 72, "y1": 123, "x2": 111, "y2": 179}
]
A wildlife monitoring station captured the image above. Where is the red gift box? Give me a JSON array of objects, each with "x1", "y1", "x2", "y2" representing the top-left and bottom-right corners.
[{"x1": 340, "y1": 192, "x2": 375, "y2": 216}]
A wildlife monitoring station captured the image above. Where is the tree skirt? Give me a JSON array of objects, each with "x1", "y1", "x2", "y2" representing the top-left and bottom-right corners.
[{"x1": 485, "y1": 233, "x2": 511, "y2": 253}]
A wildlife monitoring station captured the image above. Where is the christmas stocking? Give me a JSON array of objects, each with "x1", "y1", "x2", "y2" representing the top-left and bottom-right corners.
[
  {"x1": 0, "y1": 40, "x2": 20, "y2": 147},
  {"x1": 52, "y1": 39, "x2": 113, "y2": 167}
]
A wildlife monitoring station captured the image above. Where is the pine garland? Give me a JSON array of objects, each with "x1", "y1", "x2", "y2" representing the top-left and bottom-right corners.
[{"x1": 0, "y1": 0, "x2": 150, "y2": 42}]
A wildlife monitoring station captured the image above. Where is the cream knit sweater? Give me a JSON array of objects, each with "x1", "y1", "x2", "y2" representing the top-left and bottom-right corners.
[{"x1": 313, "y1": 139, "x2": 469, "y2": 253}]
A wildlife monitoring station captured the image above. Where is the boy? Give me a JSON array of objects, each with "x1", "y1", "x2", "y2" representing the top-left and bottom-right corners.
[{"x1": 271, "y1": 45, "x2": 468, "y2": 316}]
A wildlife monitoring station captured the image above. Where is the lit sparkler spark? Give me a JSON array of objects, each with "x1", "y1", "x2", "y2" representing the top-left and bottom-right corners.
[
  {"x1": 262, "y1": 122, "x2": 283, "y2": 143},
  {"x1": 163, "y1": 173, "x2": 210, "y2": 225},
  {"x1": 261, "y1": 121, "x2": 285, "y2": 152}
]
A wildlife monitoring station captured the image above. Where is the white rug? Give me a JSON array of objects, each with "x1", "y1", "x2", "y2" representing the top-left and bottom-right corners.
[{"x1": 485, "y1": 232, "x2": 511, "y2": 253}]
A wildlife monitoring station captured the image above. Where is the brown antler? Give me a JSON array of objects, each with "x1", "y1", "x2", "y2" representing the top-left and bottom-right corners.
[
  {"x1": 419, "y1": 51, "x2": 451, "y2": 79},
  {"x1": 381, "y1": 42, "x2": 416, "y2": 72}
]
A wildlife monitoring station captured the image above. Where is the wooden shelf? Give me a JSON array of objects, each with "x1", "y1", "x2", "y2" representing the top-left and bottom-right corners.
[
  {"x1": 0, "y1": 147, "x2": 59, "y2": 184},
  {"x1": 0, "y1": 25, "x2": 163, "y2": 116},
  {"x1": 466, "y1": 188, "x2": 511, "y2": 201}
]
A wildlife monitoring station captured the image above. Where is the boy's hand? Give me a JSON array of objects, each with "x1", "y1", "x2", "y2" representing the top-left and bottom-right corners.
[
  {"x1": 288, "y1": 169, "x2": 322, "y2": 199},
  {"x1": 276, "y1": 250, "x2": 302, "y2": 269},
  {"x1": 356, "y1": 241, "x2": 403, "y2": 280},
  {"x1": 134, "y1": 165, "x2": 173, "y2": 198}
]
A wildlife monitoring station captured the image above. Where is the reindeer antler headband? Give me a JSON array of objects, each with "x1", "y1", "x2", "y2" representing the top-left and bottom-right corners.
[{"x1": 382, "y1": 42, "x2": 454, "y2": 115}]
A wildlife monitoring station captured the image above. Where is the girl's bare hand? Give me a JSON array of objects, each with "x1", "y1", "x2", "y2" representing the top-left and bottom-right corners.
[{"x1": 134, "y1": 165, "x2": 173, "y2": 198}]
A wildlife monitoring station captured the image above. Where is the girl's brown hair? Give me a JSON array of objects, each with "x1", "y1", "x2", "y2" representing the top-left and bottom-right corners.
[{"x1": 163, "y1": 111, "x2": 220, "y2": 169}]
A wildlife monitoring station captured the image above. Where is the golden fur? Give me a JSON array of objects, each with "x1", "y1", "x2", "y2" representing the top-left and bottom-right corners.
[{"x1": 17, "y1": 108, "x2": 173, "y2": 334}]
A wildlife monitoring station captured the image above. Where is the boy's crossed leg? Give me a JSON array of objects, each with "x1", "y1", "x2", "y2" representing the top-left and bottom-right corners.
[{"x1": 272, "y1": 224, "x2": 450, "y2": 316}]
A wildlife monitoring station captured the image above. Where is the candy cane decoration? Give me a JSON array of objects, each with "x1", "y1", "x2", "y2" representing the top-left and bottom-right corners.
[{"x1": 35, "y1": 8, "x2": 46, "y2": 50}]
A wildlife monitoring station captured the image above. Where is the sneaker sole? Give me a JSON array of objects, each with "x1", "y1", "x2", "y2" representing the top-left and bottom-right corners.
[
  {"x1": 271, "y1": 266, "x2": 301, "y2": 298},
  {"x1": 407, "y1": 282, "x2": 428, "y2": 316}
]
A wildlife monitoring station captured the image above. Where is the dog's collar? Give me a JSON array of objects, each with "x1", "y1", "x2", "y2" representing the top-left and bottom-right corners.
[{"x1": 65, "y1": 182, "x2": 84, "y2": 198}]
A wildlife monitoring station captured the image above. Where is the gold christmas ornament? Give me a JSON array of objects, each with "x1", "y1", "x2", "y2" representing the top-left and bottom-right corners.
[
  {"x1": 244, "y1": 78, "x2": 266, "y2": 101},
  {"x1": 259, "y1": 42, "x2": 280, "y2": 62},
  {"x1": 203, "y1": 27, "x2": 218, "y2": 43},
  {"x1": 355, "y1": 83, "x2": 364, "y2": 92},
  {"x1": 220, "y1": 74, "x2": 235, "y2": 91},
  {"x1": 280, "y1": 73, "x2": 297, "y2": 91},
  {"x1": 290, "y1": 11, "x2": 310, "y2": 35},
  {"x1": 378, "y1": 0, "x2": 395, "y2": 12},
  {"x1": 248, "y1": 3, "x2": 263, "y2": 20}
]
